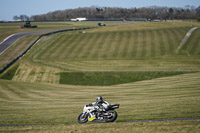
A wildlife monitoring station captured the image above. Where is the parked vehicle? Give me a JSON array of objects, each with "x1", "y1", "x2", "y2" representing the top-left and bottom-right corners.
[{"x1": 23, "y1": 21, "x2": 37, "y2": 28}]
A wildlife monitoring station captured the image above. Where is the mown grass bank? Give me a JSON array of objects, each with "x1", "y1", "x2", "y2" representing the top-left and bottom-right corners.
[
  {"x1": 0, "y1": 64, "x2": 19, "y2": 80},
  {"x1": 1, "y1": 21, "x2": 200, "y2": 84},
  {"x1": 0, "y1": 72, "x2": 200, "y2": 125},
  {"x1": 32, "y1": 26, "x2": 190, "y2": 60},
  {"x1": 0, "y1": 34, "x2": 39, "y2": 69},
  {"x1": 180, "y1": 28, "x2": 200, "y2": 55},
  {"x1": 60, "y1": 71, "x2": 190, "y2": 86},
  {"x1": 0, "y1": 21, "x2": 200, "y2": 132}
]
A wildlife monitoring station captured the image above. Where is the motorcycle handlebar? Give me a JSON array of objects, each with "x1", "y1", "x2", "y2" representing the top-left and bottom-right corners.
[{"x1": 109, "y1": 104, "x2": 120, "y2": 110}]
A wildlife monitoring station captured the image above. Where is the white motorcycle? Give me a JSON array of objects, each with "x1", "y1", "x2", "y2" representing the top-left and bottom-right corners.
[{"x1": 78, "y1": 103, "x2": 119, "y2": 123}]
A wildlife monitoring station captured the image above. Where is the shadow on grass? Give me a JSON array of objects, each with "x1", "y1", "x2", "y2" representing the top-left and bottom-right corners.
[{"x1": 0, "y1": 64, "x2": 19, "y2": 80}]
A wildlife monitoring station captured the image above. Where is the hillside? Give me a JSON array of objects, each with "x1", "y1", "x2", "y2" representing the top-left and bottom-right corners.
[
  {"x1": 0, "y1": 71, "x2": 200, "y2": 132},
  {"x1": 0, "y1": 21, "x2": 200, "y2": 132},
  {"x1": 1, "y1": 21, "x2": 199, "y2": 85}
]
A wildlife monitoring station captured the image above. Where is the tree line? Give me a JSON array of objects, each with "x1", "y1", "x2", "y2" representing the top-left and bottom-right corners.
[{"x1": 13, "y1": 5, "x2": 200, "y2": 21}]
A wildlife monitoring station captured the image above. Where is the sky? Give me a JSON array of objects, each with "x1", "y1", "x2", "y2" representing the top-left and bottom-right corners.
[{"x1": 0, "y1": 0, "x2": 200, "y2": 21}]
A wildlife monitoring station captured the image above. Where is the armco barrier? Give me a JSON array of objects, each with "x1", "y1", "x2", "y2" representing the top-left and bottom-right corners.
[{"x1": 0, "y1": 27, "x2": 95, "y2": 74}]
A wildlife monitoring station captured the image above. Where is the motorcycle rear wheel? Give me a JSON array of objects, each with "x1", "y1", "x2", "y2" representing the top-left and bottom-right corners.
[
  {"x1": 105, "y1": 110, "x2": 118, "y2": 122},
  {"x1": 78, "y1": 113, "x2": 88, "y2": 123}
]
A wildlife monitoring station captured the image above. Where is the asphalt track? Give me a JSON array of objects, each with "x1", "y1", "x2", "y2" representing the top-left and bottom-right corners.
[
  {"x1": 119, "y1": 117, "x2": 200, "y2": 123},
  {"x1": 0, "y1": 118, "x2": 200, "y2": 127},
  {"x1": 0, "y1": 30, "x2": 53, "y2": 55},
  {"x1": 176, "y1": 27, "x2": 199, "y2": 52}
]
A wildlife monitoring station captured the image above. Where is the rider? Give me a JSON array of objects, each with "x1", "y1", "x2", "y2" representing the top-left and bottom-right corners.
[{"x1": 90, "y1": 96, "x2": 110, "y2": 111}]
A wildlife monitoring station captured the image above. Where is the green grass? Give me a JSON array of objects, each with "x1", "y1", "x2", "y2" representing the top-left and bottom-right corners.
[
  {"x1": 0, "y1": 34, "x2": 39, "y2": 69},
  {"x1": 0, "y1": 21, "x2": 200, "y2": 132},
  {"x1": 0, "y1": 21, "x2": 100, "y2": 70},
  {"x1": 0, "y1": 64, "x2": 19, "y2": 80},
  {"x1": 0, "y1": 21, "x2": 197, "y2": 84},
  {"x1": 32, "y1": 27, "x2": 190, "y2": 60},
  {"x1": 180, "y1": 28, "x2": 200, "y2": 55},
  {"x1": 0, "y1": 72, "x2": 200, "y2": 124},
  {"x1": 60, "y1": 71, "x2": 190, "y2": 86},
  {"x1": 0, "y1": 120, "x2": 200, "y2": 133}
]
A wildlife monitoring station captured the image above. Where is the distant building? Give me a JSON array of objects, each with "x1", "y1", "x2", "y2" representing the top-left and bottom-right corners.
[{"x1": 71, "y1": 18, "x2": 87, "y2": 22}]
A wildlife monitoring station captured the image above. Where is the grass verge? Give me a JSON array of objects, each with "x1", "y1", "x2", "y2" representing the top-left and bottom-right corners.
[
  {"x1": 179, "y1": 28, "x2": 200, "y2": 55},
  {"x1": 0, "y1": 72, "x2": 200, "y2": 127},
  {"x1": 0, "y1": 120, "x2": 200, "y2": 133},
  {"x1": 60, "y1": 71, "x2": 191, "y2": 86},
  {"x1": 0, "y1": 64, "x2": 19, "y2": 80}
]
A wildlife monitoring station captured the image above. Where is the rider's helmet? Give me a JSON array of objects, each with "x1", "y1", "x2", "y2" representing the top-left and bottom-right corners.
[{"x1": 96, "y1": 96, "x2": 103, "y2": 104}]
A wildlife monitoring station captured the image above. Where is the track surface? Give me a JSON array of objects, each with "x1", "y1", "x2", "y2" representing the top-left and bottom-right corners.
[
  {"x1": 0, "y1": 30, "x2": 53, "y2": 55},
  {"x1": 176, "y1": 27, "x2": 199, "y2": 51},
  {"x1": 119, "y1": 117, "x2": 200, "y2": 123},
  {"x1": 0, "y1": 118, "x2": 200, "y2": 127}
]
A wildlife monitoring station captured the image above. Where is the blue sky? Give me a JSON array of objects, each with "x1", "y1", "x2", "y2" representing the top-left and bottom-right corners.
[{"x1": 1, "y1": 0, "x2": 200, "y2": 21}]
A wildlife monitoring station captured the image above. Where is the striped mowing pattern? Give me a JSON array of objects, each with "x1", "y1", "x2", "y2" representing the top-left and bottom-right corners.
[
  {"x1": 33, "y1": 27, "x2": 190, "y2": 61},
  {"x1": 0, "y1": 72, "x2": 200, "y2": 124},
  {"x1": 181, "y1": 28, "x2": 200, "y2": 55}
]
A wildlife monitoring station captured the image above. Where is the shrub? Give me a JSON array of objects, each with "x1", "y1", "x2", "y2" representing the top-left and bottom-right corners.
[{"x1": 197, "y1": 17, "x2": 200, "y2": 22}]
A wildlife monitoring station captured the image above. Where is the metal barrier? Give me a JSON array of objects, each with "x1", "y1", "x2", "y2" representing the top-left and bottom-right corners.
[{"x1": 0, "y1": 27, "x2": 95, "y2": 74}]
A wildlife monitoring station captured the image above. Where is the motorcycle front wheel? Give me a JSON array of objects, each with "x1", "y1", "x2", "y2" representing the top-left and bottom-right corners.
[
  {"x1": 105, "y1": 110, "x2": 118, "y2": 122},
  {"x1": 78, "y1": 113, "x2": 88, "y2": 123}
]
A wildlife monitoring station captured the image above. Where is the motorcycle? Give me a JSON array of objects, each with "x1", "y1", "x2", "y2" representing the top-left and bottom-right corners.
[{"x1": 78, "y1": 103, "x2": 120, "y2": 123}]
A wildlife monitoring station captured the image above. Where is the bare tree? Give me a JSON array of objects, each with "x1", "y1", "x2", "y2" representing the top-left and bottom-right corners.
[
  {"x1": 13, "y1": 15, "x2": 19, "y2": 21},
  {"x1": 19, "y1": 15, "x2": 29, "y2": 21},
  {"x1": 29, "y1": 6, "x2": 199, "y2": 21},
  {"x1": 196, "y1": 6, "x2": 200, "y2": 21}
]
